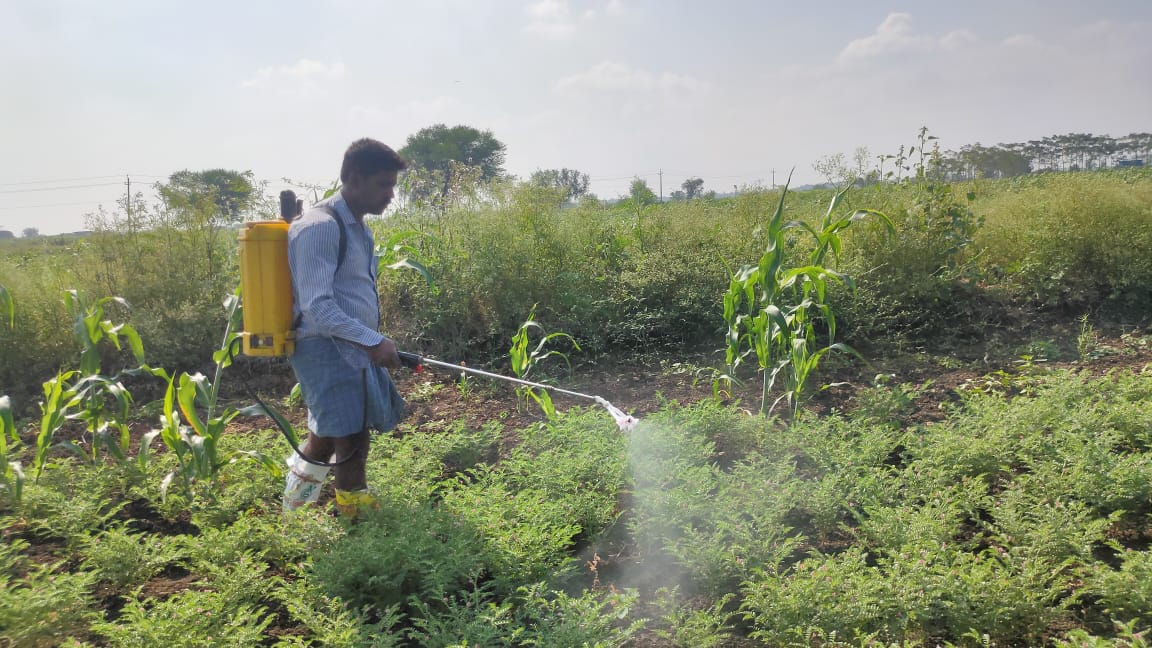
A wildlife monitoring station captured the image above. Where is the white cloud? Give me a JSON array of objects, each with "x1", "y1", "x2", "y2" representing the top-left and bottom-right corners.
[
  {"x1": 350, "y1": 96, "x2": 458, "y2": 122},
  {"x1": 242, "y1": 59, "x2": 347, "y2": 89},
  {"x1": 837, "y1": 13, "x2": 932, "y2": 63},
  {"x1": 524, "y1": 0, "x2": 579, "y2": 38},
  {"x1": 524, "y1": 0, "x2": 623, "y2": 39},
  {"x1": 836, "y1": 13, "x2": 981, "y2": 64},
  {"x1": 554, "y1": 61, "x2": 707, "y2": 95}
]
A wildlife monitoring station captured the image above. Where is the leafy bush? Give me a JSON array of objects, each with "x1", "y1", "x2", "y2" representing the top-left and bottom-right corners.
[
  {"x1": 1085, "y1": 546, "x2": 1152, "y2": 624},
  {"x1": 91, "y1": 555, "x2": 275, "y2": 647},
  {"x1": 977, "y1": 171, "x2": 1152, "y2": 313},
  {"x1": 80, "y1": 523, "x2": 187, "y2": 590},
  {"x1": 0, "y1": 539, "x2": 95, "y2": 647},
  {"x1": 308, "y1": 500, "x2": 486, "y2": 613}
]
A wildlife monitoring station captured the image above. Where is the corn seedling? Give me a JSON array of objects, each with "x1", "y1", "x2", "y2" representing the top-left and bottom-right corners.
[
  {"x1": 0, "y1": 395, "x2": 24, "y2": 501},
  {"x1": 723, "y1": 175, "x2": 890, "y2": 418},
  {"x1": 0, "y1": 283, "x2": 12, "y2": 330},
  {"x1": 30, "y1": 291, "x2": 148, "y2": 473},
  {"x1": 63, "y1": 289, "x2": 144, "y2": 377},
  {"x1": 32, "y1": 370, "x2": 80, "y2": 481},
  {"x1": 375, "y1": 229, "x2": 437, "y2": 292},
  {"x1": 156, "y1": 291, "x2": 279, "y2": 500},
  {"x1": 509, "y1": 304, "x2": 580, "y2": 419}
]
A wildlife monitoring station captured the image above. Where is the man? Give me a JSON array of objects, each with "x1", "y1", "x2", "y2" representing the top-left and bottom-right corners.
[{"x1": 282, "y1": 138, "x2": 408, "y2": 517}]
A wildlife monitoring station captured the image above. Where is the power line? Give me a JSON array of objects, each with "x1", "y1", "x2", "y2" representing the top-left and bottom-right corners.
[
  {"x1": 0, "y1": 182, "x2": 125, "y2": 195},
  {"x1": 0, "y1": 175, "x2": 123, "y2": 187},
  {"x1": 0, "y1": 174, "x2": 166, "y2": 188},
  {"x1": 0, "y1": 199, "x2": 119, "y2": 211}
]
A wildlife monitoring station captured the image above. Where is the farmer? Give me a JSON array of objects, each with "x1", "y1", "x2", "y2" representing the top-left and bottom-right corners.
[{"x1": 282, "y1": 138, "x2": 408, "y2": 517}]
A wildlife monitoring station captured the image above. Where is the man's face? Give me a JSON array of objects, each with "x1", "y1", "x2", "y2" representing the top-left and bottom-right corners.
[{"x1": 346, "y1": 169, "x2": 399, "y2": 215}]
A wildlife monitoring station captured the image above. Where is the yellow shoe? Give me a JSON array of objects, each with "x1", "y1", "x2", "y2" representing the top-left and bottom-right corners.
[{"x1": 334, "y1": 489, "x2": 379, "y2": 519}]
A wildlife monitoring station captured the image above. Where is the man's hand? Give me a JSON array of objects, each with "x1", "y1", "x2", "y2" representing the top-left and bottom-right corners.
[{"x1": 367, "y1": 337, "x2": 401, "y2": 370}]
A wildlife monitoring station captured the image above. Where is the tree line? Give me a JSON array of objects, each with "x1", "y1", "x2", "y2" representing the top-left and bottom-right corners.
[{"x1": 938, "y1": 131, "x2": 1151, "y2": 180}]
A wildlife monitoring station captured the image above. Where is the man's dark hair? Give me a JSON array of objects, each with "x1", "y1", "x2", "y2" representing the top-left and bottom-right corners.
[{"x1": 340, "y1": 138, "x2": 408, "y2": 182}]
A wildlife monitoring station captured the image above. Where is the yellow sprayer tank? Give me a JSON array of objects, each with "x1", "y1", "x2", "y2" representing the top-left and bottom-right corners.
[{"x1": 238, "y1": 221, "x2": 295, "y2": 356}]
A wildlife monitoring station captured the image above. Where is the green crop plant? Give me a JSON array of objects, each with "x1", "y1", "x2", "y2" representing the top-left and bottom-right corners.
[
  {"x1": 508, "y1": 303, "x2": 579, "y2": 419},
  {"x1": 723, "y1": 175, "x2": 890, "y2": 417},
  {"x1": 153, "y1": 291, "x2": 279, "y2": 500},
  {"x1": 64, "y1": 289, "x2": 144, "y2": 377},
  {"x1": 0, "y1": 283, "x2": 12, "y2": 330},
  {"x1": 28, "y1": 291, "x2": 148, "y2": 481},
  {"x1": 0, "y1": 395, "x2": 23, "y2": 502}
]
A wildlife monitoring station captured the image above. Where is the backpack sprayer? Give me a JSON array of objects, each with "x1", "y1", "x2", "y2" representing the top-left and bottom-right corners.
[{"x1": 234, "y1": 191, "x2": 638, "y2": 464}]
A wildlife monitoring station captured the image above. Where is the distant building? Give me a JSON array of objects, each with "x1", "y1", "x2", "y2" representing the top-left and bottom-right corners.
[{"x1": 1117, "y1": 159, "x2": 1145, "y2": 168}]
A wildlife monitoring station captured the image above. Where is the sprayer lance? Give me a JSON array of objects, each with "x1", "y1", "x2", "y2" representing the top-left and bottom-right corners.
[
  {"x1": 399, "y1": 352, "x2": 597, "y2": 401},
  {"x1": 397, "y1": 351, "x2": 638, "y2": 431}
]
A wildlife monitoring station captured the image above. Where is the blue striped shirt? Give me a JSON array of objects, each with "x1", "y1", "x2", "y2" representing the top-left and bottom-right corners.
[{"x1": 288, "y1": 192, "x2": 384, "y2": 353}]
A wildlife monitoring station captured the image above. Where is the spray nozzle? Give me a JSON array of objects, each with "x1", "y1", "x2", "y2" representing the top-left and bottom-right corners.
[{"x1": 595, "y1": 396, "x2": 639, "y2": 432}]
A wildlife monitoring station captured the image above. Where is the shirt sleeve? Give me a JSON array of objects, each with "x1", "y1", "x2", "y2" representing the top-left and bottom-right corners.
[{"x1": 288, "y1": 217, "x2": 386, "y2": 348}]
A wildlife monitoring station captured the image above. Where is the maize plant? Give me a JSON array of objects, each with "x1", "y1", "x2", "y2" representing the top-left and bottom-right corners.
[
  {"x1": 156, "y1": 290, "x2": 278, "y2": 500},
  {"x1": 0, "y1": 395, "x2": 23, "y2": 501},
  {"x1": 723, "y1": 176, "x2": 891, "y2": 418},
  {"x1": 0, "y1": 283, "x2": 12, "y2": 330},
  {"x1": 509, "y1": 304, "x2": 579, "y2": 419},
  {"x1": 29, "y1": 291, "x2": 147, "y2": 480}
]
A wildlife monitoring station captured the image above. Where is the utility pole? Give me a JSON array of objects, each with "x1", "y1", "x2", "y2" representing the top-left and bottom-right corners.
[
  {"x1": 657, "y1": 169, "x2": 663, "y2": 203},
  {"x1": 125, "y1": 175, "x2": 131, "y2": 221},
  {"x1": 771, "y1": 168, "x2": 776, "y2": 189}
]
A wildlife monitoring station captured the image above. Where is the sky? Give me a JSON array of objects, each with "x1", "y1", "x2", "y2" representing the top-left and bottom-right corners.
[{"x1": 1, "y1": 0, "x2": 1150, "y2": 235}]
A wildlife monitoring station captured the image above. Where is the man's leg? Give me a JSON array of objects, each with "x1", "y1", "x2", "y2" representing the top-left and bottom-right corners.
[
  {"x1": 332, "y1": 429, "x2": 374, "y2": 517},
  {"x1": 283, "y1": 432, "x2": 337, "y2": 511},
  {"x1": 332, "y1": 429, "x2": 369, "y2": 490}
]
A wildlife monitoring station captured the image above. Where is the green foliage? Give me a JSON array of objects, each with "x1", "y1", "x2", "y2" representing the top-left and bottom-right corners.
[
  {"x1": 977, "y1": 170, "x2": 1152, "y2": 313},
  {"x1": 723, "y1": 176, "x2": 889, "y2": 416},
  {"x1": 0, "y1": 539, "x2": 95, "y2": 647},
  {"x1": 514, "y1": 583, "x2": 646, "y2": 647},
  {"x1": 1086, "y1": 544, "x2": 1152, "y2": 624},
  {"x1": 508, "y1": 303, "x2": 579, "y2": 418},
  {"x1": 79, "y1": 523, "x2": 187, "y2": 590},
  {"x1": 530, "y1": 167, "x2": 591, "y2": 202},
  {"x1": 91, "y1": 554, "x2": 275, "y2": 647},
  {"x1": 273, "y1": 576, "x2": 406, "y2": 648},
  {"x1": 0, "y1": 282, "x2": 12, "y2": 329},
  {"x1": 152, "y1": 292, "x2": 279, "y2": 500},
  {"x1": 653, "y1": 588, "x2": 738, "y2": 647},
  {"x1": 401, "y1": 123, "x2": 506, "y2": 188},
  {"x1": 159, "y1": 168, "x2": 259, "y2": 225},
  {"x1": 0, "y1": 395, "x2": 23, "y2": 502},
  {"x1": 309, "y1": 500, "x2": 487, "y2": 614}
]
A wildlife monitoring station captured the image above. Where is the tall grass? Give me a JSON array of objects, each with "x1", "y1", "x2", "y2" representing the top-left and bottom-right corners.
[{"x1": 2, "y1": 169, "x2": 1150, "y2": 406}]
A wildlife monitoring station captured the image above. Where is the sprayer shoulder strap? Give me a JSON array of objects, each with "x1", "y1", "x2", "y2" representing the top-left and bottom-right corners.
[{"x1": 319, "y1": 204, "x2": 349, "y2": 272}]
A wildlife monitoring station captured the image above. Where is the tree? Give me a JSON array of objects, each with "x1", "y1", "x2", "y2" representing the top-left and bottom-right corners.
[
  {"x1": 22, "y1": 227, "x2": 40, "y2": 238},
  {"x1": 530, "y1": 168, "x2": 591, "y2": 202},
  {"x1": 813, "y1": 153, "x2": 851, "y2": 186},
  {"x1": 400, "y1": 124, "x2": 507, "y2": 183},
  {"x1": 681, "y1": 177, "x2": 704, "y2": 199},
  {"x1": 158, "y1": 169, "x2": 257, "y2": 225},
  {"x1": 628, "y1": 178, "x2": 657, "y2": 207}
]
